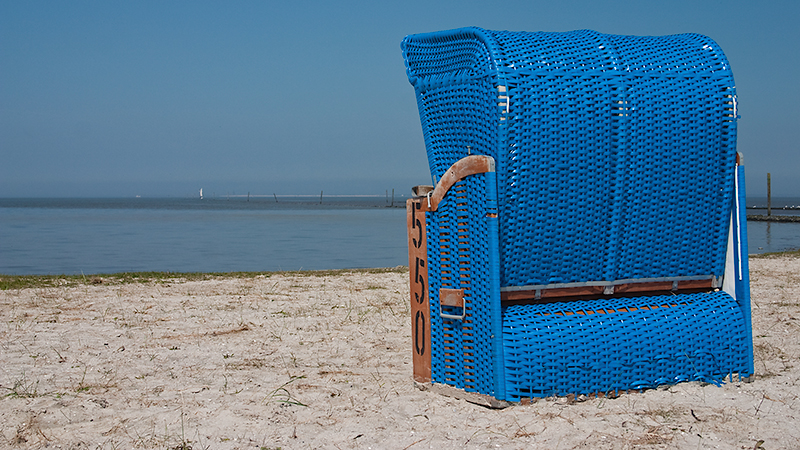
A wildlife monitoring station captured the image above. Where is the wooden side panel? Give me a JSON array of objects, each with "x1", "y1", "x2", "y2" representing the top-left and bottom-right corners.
[{"x1": 407, "y1": 198, "x2": 431, "y2": 383}]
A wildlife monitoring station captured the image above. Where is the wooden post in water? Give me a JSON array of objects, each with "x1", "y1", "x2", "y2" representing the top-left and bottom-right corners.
[
  {"x1": 320, "y1": 190, "x2": 323, "y2": 204},
  {"x1": 391, "y1": 188, "x2": 395, "y2": 207},
  {"x1": 767, "y1": 173, "x2": 772, "y2": 217}
]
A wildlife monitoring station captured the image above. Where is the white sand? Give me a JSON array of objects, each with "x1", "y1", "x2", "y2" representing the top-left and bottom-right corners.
[{"x1": 1, "y1": 257, "x2": 798, "y2": 449}]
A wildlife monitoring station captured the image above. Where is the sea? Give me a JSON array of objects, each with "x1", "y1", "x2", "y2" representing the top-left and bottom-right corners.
[
  {"x1": 1, "y1": 196, "x2": 799, "y2": 276},
  {"x1": 0, "y1": 196, "x2": 409, "y2": 275}
]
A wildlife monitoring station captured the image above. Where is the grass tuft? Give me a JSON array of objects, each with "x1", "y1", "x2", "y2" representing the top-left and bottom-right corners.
[
  {"x1": 266, "y1": 376, "x2": 308, "y2": 407},
  {"x1": 751, "y1": 248, "x2": 800, "y2": 259},
  {"x1": 0, "y1": 266, "x2": 408, "y2": 290},
  {"x1": 3, "y1": 372, "x2": 40, "y2": 398}
]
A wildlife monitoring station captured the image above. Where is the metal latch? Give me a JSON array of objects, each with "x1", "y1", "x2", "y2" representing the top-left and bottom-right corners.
[{"x1": 439, "y1": 288, "x2": 466, "y2": 320}]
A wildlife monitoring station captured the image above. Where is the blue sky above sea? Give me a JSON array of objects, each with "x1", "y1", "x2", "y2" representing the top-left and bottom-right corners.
[{"x1": 1, "y1": 1, "x2": 798, "y2": 198}]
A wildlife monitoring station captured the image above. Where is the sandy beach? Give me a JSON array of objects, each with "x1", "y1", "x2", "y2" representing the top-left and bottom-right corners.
[{"x1": 1, "y1": 256, "x2": 798, "y2": 449}]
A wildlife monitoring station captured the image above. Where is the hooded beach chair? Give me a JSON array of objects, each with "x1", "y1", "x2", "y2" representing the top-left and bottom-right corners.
[{"x1": 403, "y1": 27, "x2": 753, "y2": 404}]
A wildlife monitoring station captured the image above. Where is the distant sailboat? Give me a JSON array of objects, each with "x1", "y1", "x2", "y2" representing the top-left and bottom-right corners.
[{"x1": 199, "y1": 188, "x2": 203, "y2": 200}]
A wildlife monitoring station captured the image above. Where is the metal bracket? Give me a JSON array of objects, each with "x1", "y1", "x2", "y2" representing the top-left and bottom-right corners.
[{"x1": 439, "y1": 288, "x2": 466, "y2": 320}]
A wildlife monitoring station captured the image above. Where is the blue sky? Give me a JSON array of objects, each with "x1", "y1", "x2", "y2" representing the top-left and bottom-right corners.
[{"x1": 1, "y1": 0, "x2": 798, "y2": 197}]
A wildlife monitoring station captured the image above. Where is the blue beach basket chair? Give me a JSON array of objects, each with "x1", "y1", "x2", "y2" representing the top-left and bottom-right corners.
[{"x1": 403, "y1": 27, "x2": 753, "y2": 404}]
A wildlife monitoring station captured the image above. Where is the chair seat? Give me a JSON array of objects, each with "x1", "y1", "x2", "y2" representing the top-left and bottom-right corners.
[{"x1": 502, "y1": 291, "x2": 750, "y2": 400}]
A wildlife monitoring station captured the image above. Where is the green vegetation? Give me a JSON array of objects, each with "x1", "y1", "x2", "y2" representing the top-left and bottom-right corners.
[
  {"x1": 265, "y1": 376, "x2": 308, "y2": 407},
  {"x1": 751, "y1": 248, "x2": 800, "y2": 259},
  {"x1": 2, "y1": 372, "x2": 40, "y2": 399},
  {"x1": 0, "y1": 266, "x2": 407, "y2": 290}
]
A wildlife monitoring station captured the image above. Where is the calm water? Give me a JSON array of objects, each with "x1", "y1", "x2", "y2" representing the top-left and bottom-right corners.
[
  {"x1": 0, "y1": 197, "x2": 409, "y2": 275},
  {"x1": 746, "y1": 196, "x2": 800, "y2": 254},
  {"x1": 1, "y1": 197, "x2": 799, "y2": 275}
]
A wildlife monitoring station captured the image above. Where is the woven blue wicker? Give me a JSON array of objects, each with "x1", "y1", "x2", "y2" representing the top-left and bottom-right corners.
[
  {"x1": 403, "y1": 27, "x2": 752, "y2": 401},
  {"x1": 502, "y1": 291, "x2": 749, "y2": 400},
  {"x1": 427, "y1": 172, "x2": 504, "y2": 396},
  {"x1": 403, "y1": 28, "x2": 737, "y2": 287}
]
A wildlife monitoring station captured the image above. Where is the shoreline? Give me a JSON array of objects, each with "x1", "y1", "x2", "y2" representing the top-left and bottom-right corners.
[
  {"x1": 1, "y1": 257, "x2": 799, "y2": 449},
  {"x1": 747, "y1": 214, "x2": 800, "y2": 222},
  {"x1": 3, "y1": 248, "x2": 799, "y2": 289},
  {"x1": 0, "y1": 266, "x2": 408, "y2": 291}
]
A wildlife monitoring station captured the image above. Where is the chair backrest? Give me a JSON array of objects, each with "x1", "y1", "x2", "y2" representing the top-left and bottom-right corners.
[{"x1": 402, "y1": 27, "x2": 738, "y2": 288}]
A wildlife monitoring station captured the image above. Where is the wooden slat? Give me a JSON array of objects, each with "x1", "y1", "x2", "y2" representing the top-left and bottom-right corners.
[
  {"x1": 614, "y1": 281, "x2": 674, "y2": 294},
  {"x1": 500, "y1": 279, "x2": 715, "y2": 304},
  {"x1": 501, "y1": 286, "x2": 603, "y2": 302},
  {"x1": 678, "y1": 279, "x2": 715, "y2": 290},
  {"x1": 407, "y1": 198, "x2": 431, "y2": 383}
]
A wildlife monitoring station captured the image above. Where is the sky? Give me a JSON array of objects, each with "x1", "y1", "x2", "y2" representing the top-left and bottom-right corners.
[{"x1": 1, "y1": 0, "x2": 798, "y2": 198}]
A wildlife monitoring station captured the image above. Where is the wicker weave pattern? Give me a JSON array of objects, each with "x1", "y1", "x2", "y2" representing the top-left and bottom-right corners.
[
  {"x1": 425, "y1": 206, "x2": 445, "y2": 384},
  {"x1": 415, "y1": 80, "x2": 499, "y2": 186},
  {"x1": 402, "y1": 28, "x2": 738, "y2": 287},
  {"x1": 403, "y1": 28, "x2": 499, "y2": 185},
  {"x1": 427, "y1": 174, "x2": 500, "y2": 394},
  {"x1": 502, "y1": 291, "x2": 749, "y2": 400}
]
